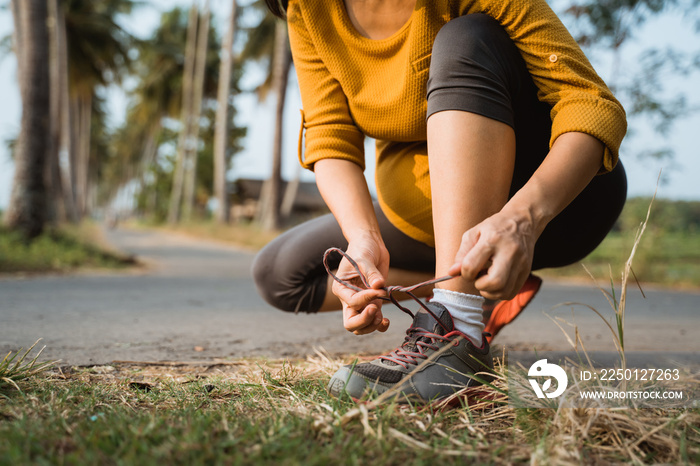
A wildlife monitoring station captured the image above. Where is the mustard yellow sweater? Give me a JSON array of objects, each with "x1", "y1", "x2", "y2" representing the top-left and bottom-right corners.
[{"x1": 288, "y1": 0, "x2": 627, "y2": 246}]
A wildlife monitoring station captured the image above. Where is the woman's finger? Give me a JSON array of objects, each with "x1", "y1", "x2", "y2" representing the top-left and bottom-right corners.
[
  {"x1": 344, "y1": 307, "x2": 374, "y2": 332},
  {"x1": 449, "y1": 229, "x2": 479, "y2": 276},
  {"x1": 334, "y1": 285, "x2": 385, "y2": 309},
  {"x1": 353, "y1": 317, "x2": 390, "y2": 335},
  {"x1": 344, "y1": 303, "x2": 383, "y2": 333},
  {"x1": 475, "y1": 242, "x2": 515, "y2": 289},
  {"x1": 460, "y1": 237, "x2": 495, "y2": 281},
  {"x1": 351, "y1": 314, "x2": 390, "y2": 335},
  {"x1": 359, "y1": 260, "x2": 386, "y2": 289},
  {"x1": 476, "y1": 251, "x2": 530, "y2": 300}
]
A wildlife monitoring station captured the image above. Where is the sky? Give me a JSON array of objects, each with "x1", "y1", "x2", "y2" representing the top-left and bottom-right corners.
[{"x1": 1, "y1": 1, "x2": 699, "y2": 211}]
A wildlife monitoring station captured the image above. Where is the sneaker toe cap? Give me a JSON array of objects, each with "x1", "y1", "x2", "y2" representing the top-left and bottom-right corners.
[{"x1": 328, "y1": 366, "x2": 390, "y2": 400}]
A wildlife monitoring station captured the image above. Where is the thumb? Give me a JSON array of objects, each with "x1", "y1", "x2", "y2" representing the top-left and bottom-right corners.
[{"x1": 361, "y1": 262, "x2": 385, "y2": 289}]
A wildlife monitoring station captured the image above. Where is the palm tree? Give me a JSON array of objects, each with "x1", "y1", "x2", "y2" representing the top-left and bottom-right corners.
[
  {"x1": 240, "y1": 1, "x2": 293, "y2": 231},
  {"x1": 181, "y1": 1, "x2": 211, "y2": 222},
  {"x1": 46, "y1": 0, "x2": 70, "y2": 223},
  {"x1": 167, "y1": 4, "x2": 200, "y2": 225},
  {"x1": 104, "y1": 6, "x2": 230, "y2": 221},
  {"x1": 213, "y1": 0, "x2": 238, "y2": 224},
  {"x1": 167, "y1": 2, "x2": 232, "y2": 224},
  {"x1": 260, "y1": 19, "x2": 292, "y2": 231},
  {"x1": 61, "y1": 0, "x2": 135, "y2": 218},
  {"x1": 5, "y1": 0, "x2": 50, "y2": 239},
  {"x1": 125, "y1": 6, "x2": 205, "y2": 148}
]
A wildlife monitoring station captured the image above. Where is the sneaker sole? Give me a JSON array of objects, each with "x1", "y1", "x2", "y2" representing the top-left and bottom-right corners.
[
  {"x1": 328, "y1": 366, "x2": 495, "y2": 408},
  {"x1": 328, "y1": 366, "x2": 393, "y2": 400}
]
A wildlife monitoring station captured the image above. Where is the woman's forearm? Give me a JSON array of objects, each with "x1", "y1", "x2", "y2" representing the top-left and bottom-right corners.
[
  {"x1": 314, "y1": 158, "x2": 382, "y2": 244},
  {"x1": 501, "y1": 132, "x2": 605, "y2": 238}
]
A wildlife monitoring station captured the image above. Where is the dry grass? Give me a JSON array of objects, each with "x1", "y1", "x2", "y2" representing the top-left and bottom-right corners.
[
  {"x1": 6, "y1": 350, "x2": 692, "y2": 465},
  {"x1": 129, "y1": 219, "x2": 281, "y2": 251},
  {"x1": 4, "y1": 197, "x2": 698, "y2": 463}
]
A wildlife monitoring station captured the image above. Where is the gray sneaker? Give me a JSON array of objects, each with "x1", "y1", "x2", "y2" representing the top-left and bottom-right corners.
[{"x1": 328, "y1": 301, "x2": 493, "y2": 404}]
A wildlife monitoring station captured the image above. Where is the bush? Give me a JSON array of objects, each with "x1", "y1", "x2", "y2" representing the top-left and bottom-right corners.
[{"x1": 0, "y1": 225, "x2": 134, "y2": 273}]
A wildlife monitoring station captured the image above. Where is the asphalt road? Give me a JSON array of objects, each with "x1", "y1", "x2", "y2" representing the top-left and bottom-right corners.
[{"x1": 1, "y1": 227, "x2": 699, "y2": 367}]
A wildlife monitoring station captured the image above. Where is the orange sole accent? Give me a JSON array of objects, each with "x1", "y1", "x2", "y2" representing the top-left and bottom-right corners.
[{"x1": 484, "y1": 274, "x2": 542, "y2": 343}]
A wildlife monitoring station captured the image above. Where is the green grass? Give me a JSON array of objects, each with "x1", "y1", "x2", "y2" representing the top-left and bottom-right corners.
[
  {"x1": 2, "y1": 199, "x2": 698, "y2": 464},
  {"x1": 542, "y1": 196, "x2": 700, "y2": 288},
  {"x1": 129, "y1": 218, "x2": 282, "y2": 252},
  {"x1": 0, "y1": 361, "x2": 504, "y2": 465},
  {"x1": 0, "y1": 224, "x2": 135, "y2": 274},
  {"x1": 0, "y1": 340, "x2": 56, "y2": 391},
  {"x1": 0, "y1": 357, "x2": 698, "y2": 465},
  {"x1": 541, "y1": 230, "x2": 700, "y2": 288},
  {"x1": 2, "y1": 225, "x2": 699, "y2": 465}
]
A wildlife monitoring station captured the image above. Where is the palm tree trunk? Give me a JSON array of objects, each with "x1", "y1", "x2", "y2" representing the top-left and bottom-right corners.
[
  {"x1": 182, "y1": 1, "x2": 210, "y2": 222},
  {"x1": 71, "y1": 93, "x2": 92, "y2": 218},
  {"x1": 10, "y1": 0, "x2": 23, "y2": 90},
  {"x1": 260, "y1": 20, "x2": 291, "y2": 232},
  {"x1": 45, "y1": 0, "x2": 66, "y2": 223},
  {"x1": 57, "y1": 2, "x2": 78, "y2": 223},
  {"x1": 280, "y1": 164, "x2": 300, "y2": 219},
  {"x1": 168, "y1": 3, "x2": 199, "y2": 225},
  {"x1": 69, "y1": 95, "x2": 81, "y2": 219},
  {"x1": 141, "y1": 128, "x2": 160, "y2": 218},
  {"x1": 80, "y1": 94, "x2": 92, "y2": 216},
  {"x1": 5, "y1": 0, "x2": 50, "y2": 239},
  {"x1": 213, "y1": 0, "x2": 237, "y2": 224}
]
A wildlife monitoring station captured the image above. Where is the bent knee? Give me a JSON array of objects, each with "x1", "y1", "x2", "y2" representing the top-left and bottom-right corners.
[
  {"x1": 251, "y1": 240, "x2": 326, "y2": 314},
  {"x1": 428, "y1": 14, "x2": 516, "y2": 107},
  {"x1": 432, "y1": 14, "x2": 503, "y2": 57},
  {"x1": 251, "y1": 241, "x2": 294, "y2": 312}
]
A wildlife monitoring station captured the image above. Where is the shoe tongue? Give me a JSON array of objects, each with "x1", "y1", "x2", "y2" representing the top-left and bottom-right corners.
[{"x1": 412, "y1": 302, "x2": 454, "y2": 336}]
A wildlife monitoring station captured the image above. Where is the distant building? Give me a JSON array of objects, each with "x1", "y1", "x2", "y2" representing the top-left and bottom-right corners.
[{"x1": 228, "y1": 178, "x2": 328, "y2": 222}]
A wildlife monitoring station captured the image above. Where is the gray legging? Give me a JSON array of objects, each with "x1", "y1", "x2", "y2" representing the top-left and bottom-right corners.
[{"x1": 252, "y1": 14, "x2": 627, "y2": 314}]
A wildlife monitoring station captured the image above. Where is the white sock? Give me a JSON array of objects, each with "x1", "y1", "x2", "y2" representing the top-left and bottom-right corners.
[{"x1": 432, "y1": 288, "x2": 485, "y2": 345}]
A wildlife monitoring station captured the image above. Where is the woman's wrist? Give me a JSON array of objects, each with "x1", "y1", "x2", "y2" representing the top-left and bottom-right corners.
[
  {"x1": 346, "y1": 226, "x2": 383, "y2": 243},
  {"x1": 495, "y1": 201, "x2": 542, "y2": 243},
  {"x1": 499, "y1": 132, "x2": 605, "y2": 239},
  {"x1": 314, "y1": 158, "x2": 384, "y2": 245},
  {"x1": 501, "y1": 183, "x2": 553, "y2": 238}
]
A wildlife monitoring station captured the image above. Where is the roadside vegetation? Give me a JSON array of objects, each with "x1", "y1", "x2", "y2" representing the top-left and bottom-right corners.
[
  {"x1": 0, "y1": 340, "x2": 55, "y2": 392},
  {"x1": 548, "y1": 230, "x2": 700, "y2": 288},
  {"x1": 1, "y1": 351, "x2": 697, "y2": 465},
  {"x1": 2, "y1": 2, "x2": 698, "y2": 462},
  {"x1": 0, "y1": 221, "x2": 135, "y2": 274},
  {"x1": 145, "y1": 196, "x2": 700, "y2": 289},
  {"x1": 131, "y1": 218, "x2": 282, "y2": 252},
  {"x1": 2, "y1": 200, "x2": 698, "y2": 464},
  {"x1": 539, "y1": 197, "x2": 700, "y2": 288}
]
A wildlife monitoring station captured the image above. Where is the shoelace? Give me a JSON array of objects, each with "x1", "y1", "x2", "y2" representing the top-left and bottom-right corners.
[
  {"x1": 323, "y1": 247, "x2": 459, "y2": 368},
  {"x1": 379, "y1": 328, "x2": 453, "y2": 368}
]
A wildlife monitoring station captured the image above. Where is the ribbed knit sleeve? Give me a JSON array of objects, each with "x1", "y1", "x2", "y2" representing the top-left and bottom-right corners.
[
  {"x1": 468, "y1": 0, "x2": 626, "y2": 172},
  {"x1": 287, "y1": 1, "x2": 365, "y2": 171}
]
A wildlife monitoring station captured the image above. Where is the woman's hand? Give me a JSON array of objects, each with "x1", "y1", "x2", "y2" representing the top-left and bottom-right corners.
[
  {"x1": 445, "y1": 134, "x2": 606, "y2": 300},
  {"x1": 333, "y1": 232, "x2": 391, "y2": 335},
  {"x1": 448, "y1": 208, "x2": 537, "y2": 301},
  {"x1": 313, "y1": 159, "x2": 390, "y2": 334}
]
